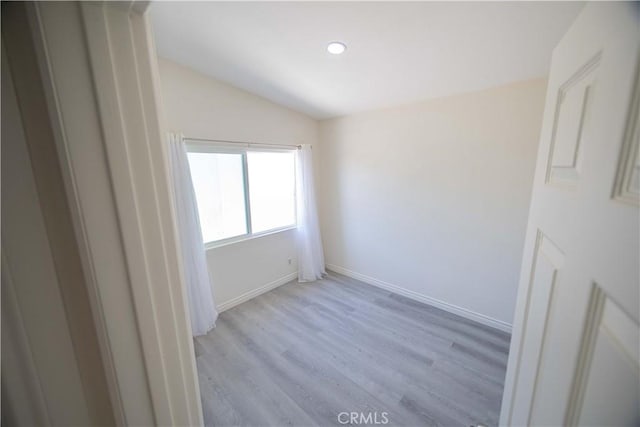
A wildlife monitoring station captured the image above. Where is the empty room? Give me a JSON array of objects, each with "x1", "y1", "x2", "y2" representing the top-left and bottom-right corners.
[{"x1": 1, "y1": 1, "x2": 638, "y2": 427}]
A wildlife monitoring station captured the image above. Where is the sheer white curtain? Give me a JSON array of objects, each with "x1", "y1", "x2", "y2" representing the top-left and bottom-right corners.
[
  {"x1": 167, "y1": 132, "x2": 218, "y2": 336},
  {"x1": 295, "y1": 144, "x2": 326, "y2": 282}
]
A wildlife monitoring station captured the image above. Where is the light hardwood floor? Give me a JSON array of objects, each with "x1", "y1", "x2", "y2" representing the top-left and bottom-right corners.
[{"x1": 195, "y1": 272, "x2": 510, "y2": 427}]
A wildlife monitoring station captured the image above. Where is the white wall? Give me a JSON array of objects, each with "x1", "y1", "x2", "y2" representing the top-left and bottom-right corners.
[
  {"x1": 157, "y1": 58, "x2": 319, "y2": 309},
  {"x1": 159, "y1": 55, "x2": 545, "y2": 328},
  {"x1": 319, "y1": 79, "x2": 547, "y2": 329}
]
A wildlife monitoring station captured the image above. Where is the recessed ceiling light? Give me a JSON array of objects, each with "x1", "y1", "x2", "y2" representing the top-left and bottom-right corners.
[{"x1": 327, "y1": 41, "x2": 346, "y2": 55}]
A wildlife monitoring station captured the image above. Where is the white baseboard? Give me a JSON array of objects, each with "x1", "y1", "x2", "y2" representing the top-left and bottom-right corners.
[
  {"x1": 326, "y1": 264, "x2": 512, "y2": 334},
  {"x1": 216, "y1": 272, "x2": 298, "y2": 313}
]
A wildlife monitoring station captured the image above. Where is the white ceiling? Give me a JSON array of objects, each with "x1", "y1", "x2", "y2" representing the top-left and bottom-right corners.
[{"x1": 151, "y1": 2, "x2": 584, "y2": 120}]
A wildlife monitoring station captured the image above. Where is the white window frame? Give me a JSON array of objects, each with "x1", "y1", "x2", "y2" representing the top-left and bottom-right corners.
[{"x1": 186, "y1": 142, "x2": 297, "y2": 249}]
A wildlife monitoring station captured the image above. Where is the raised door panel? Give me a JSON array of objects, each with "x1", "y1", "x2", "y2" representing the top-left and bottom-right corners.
[
  {"x1": 613, "y1": 70, "x2": 640, "y2": 204},
  {"x1": 509, "y1": 233, "x2": 565, "y2": 426},
  {"x1": 547, "y1": 56, "x2": 600, "y2": 186},
  {"x1": 566, "y1": 287, "x2": 640, "y2": 426}
]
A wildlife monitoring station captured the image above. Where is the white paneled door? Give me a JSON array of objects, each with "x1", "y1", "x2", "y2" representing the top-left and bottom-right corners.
[{"x1": 501, "y1": 3, "x2": 640, "y2": 426}]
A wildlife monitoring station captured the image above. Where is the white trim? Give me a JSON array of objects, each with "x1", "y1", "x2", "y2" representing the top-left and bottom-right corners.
[
  {"x1": 186, "y1": 140, "x2": 297, "y2": 153},
  {"x1": 29, "y1": 3, "x2": 202, "y2": 425},
  {"x1": 217, "y1": 272, "x2": 298, "y2": 312},
  {"x1": 326, "y1": 264, "x2": 513, "y2": 334},
  {"x1": 205, "y1": 226, "x2": 296, "y2": 250}
]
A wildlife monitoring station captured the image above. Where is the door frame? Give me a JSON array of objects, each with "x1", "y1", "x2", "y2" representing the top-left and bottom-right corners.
[{"x1": 17, "y1": 2, "x2": 203, "y2": 425}]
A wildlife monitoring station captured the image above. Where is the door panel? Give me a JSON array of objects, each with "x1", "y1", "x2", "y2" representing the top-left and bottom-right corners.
[
  {"x1": 567, "y1": 288, "x2": 640, "y2": 426},
  {"x1": 613, "y1": 65, "x2": 640, "y2": 203},
  {"x1": 501, "y1": 3, "x2": 640, "y2": 426},
  {"x1": 547, "y1": 55, "x2": 599, "y2": 185},
  {"x1": 509, "y1": 233, "x2": 565, "y2": 425}
]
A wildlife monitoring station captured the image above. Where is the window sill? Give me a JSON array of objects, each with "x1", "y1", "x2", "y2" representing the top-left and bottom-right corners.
[{"x1": 204, "y1": 225, "x2": 297, "y2": 251}]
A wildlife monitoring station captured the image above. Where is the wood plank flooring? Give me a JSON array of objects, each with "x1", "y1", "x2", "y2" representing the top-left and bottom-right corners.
[{"x1": 195, "y1": 272, "x2": 511, "y2": 427}]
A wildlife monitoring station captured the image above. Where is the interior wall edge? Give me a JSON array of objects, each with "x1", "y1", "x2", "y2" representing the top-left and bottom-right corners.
[{"x1": 326, "y1": 264, "x2": 513, "y2": 334}]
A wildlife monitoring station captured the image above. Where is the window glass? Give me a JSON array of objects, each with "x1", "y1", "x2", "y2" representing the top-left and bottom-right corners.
[
  {"x1": 187, "y1": 152, "x2": 247, "y2": 242},
  {"x1": 247, "y1": 151, "x2": 296, "y2": 233}
]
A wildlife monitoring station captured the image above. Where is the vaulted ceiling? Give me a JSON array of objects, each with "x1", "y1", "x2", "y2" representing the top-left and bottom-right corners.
[{"x1": 151, "y1": 2, "x2": 583, "y2": 119}]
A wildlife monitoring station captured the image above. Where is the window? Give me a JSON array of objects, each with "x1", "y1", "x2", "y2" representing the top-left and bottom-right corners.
[{"x1": 187, "y1": 146, "x2": 296, "y2": 245}]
